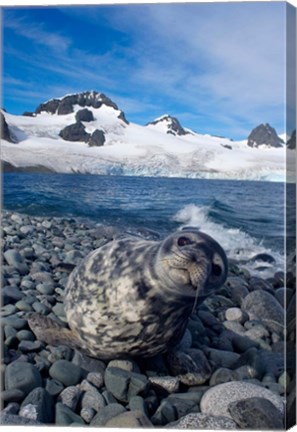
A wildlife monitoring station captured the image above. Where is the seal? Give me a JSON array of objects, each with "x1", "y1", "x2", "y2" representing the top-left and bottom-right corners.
[{"x1": 28, "y1": 228, "x2": 228, "y2": 359}]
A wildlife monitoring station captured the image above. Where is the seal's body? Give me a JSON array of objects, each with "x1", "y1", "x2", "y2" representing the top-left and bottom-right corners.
[{"x1": 29, "y1": 229, "x2": 228, "y2": 359}]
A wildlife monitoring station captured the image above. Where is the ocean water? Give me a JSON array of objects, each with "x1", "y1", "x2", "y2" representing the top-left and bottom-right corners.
[{"x1": 3, "y1": 173, "x2": 295, "y2": 276}]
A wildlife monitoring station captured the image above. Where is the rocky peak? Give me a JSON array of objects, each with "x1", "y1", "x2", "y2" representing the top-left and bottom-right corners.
[
  {"x1": 287, "y1": 129, "x2": 296, "y2": 149},
  {"x1": 146, "y1": 115, "x2": 189, "y2": 136},
  {"x1": 1, "y1": 112, "x2": 14, "y2": 143},
  {"x1": 247, "y1": 123, "x2": 284, "y2": 148},
  {"x1": 34, "y1": 91, "x2": 129, "y2": 124}
]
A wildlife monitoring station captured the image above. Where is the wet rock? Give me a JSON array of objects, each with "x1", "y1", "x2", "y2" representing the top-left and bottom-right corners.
[
  {"x1": 241, "y1": 290, "x2": 284, "y2": 333},
  {"x1": 49, "y1": 360, "x2": 82, "y2": 386},
  {"x1": 228, "y1": 396, "x2": 284, "y2": 429},
  {"x1": 58, "y1": 386, "x2": 82, "y2": 411},
  {"x1": 104, "y1": 367, "x2": 149, "y2": 403},
  {"x1": 5, "y1": 361, "x2": 42, "y2": 396},
  {"x1": 105, "y1": 410, "x2": 153, "y2": 428},
  {"x1": 167, "y1": 349, "x2": 212, "y2": 385},
  {"x1": 200, "y1": 381, "x2": 284, "y2": 418},
  {"x1": 55, "y1": 402, "x2": 85, "y2": 426},
  {"x1": 151, "y1": 400, "x2": 177, "y2": 425},
  {"x1": 90, "y1": 403, "x2": 126, "y2": 426},
  {"x1": 20, "y1": 387, "x2": 54, "y2": 423}
]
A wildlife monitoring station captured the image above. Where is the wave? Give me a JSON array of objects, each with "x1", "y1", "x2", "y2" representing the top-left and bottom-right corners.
[{"x1": 172, "y1": 203, "x2": 284, "y2": 277}]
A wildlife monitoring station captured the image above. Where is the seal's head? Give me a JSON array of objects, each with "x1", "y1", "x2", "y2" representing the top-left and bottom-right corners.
[{"x1": 156, "y1": 228, "x2": 228, "y2": 298}]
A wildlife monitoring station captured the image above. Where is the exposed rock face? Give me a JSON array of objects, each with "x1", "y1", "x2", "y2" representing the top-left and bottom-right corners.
[
  {"x1": 88, "y1": 129, "x2": 106, "y2": 147},
  {"x1": 1, "y1": 112, "x2": 14, "y2": 142},
  {"x1": 35, "y1": 91, "x2": 119, "y2": 115},
  {"x1": 247, "y1": 124, "x2": 283, "y2": 148},
  {"x1": 287, "y1": 129, "x2": 296, "y2": 149},
  {"x1": 75, "y1": 109, "x2": 94, "y2": 123},
  {"x1": 59, "y1": 122, "x2": 90, "y2": 142},
  {"x1": 147, "y1": 115, "x2": 189, "y2": 136}
]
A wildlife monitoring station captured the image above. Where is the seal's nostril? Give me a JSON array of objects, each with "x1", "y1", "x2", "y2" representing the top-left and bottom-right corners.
[{"x1": 212, "y1": 263, "x2": 222, "y2": 277}]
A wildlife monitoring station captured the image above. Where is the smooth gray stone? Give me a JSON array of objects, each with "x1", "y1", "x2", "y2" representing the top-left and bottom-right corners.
[
  {"x1": 104, "y1": 367, "x2": 149, "y2": 403},
  {"x1": 228, "y1": 397, "x2": 284, "y2": 429},
  {"x1": 105, "y1": 410, "x2": 153, "y2": 428},
  {"x1": 16, "y1": 329, "x2": 35, "y2": 341},
  {"x1": 45, "y1": 379, "x2": 64, "y2": 397},
  {"x1": 241, "y1": 290, "x2": 284, "y2": 333},
  {"x1": 128, "y1": 395, "x2": 148, "y2": 416},
  {"x1": 49, "y1": 360, "x2": 82, "y2": 386},
  {"x1": 3, "y1": 249, "x2": 28, "y2": 275},
  {"x1": 151, "y1": 400, "x2": 177, "y2": 425},
  {"x1": 72, "y1": 350, "x2": 106, "y2": 374},
  {"x1": 0, "y1": 413, "x2": 43, "y2": 425},
  {"x1": 58, "y1": 386, "x2": 82, "y2": 411},
  {"x1": 2, "y1": 315, "x2": 27, "y2": 330},
  {"x1": 20, "y1": 387, "x2": 54, "y2": 423},
  {"x1": 90, "y1": 403, "x2": 126, "y2": 426},
  {"x1": 200, "y1": 381, "x2": 284, "y2": 418},
  {"x1": 2, "y1": 286, "x2": 24, "y2": 303},
  {"x1": 81, "y1": 389, "x2": 106, "y2": 412},
  {"x1": 1, "y1": 389, "x2": 25, "y2": 403},
  {"x1": 18, "y1": 340, "x2": 44, "y2": 353},
  {"x1": 5, "y1": 361, "x2": 42, "y2": 396},
  {"x1": 55, "y1": 402, "x2": 85, "y2": 426}
]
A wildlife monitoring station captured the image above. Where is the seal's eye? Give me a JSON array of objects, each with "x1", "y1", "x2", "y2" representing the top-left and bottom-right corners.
[
  {"x1": 212, "y1": 263, "x2": 222, "y2": 277},
  {"x1": 177, "y1": 236, "x2": 192, "y2": 247}
]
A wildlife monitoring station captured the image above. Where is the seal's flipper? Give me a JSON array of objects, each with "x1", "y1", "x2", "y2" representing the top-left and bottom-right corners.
[{"x1": 28, "y1": 313, "x2": 81, "y2": 350}]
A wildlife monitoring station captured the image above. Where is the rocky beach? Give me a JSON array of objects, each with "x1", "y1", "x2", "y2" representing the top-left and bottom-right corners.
[{"x1": 1, "y1": 210, "x2": 296, "y2": 428}]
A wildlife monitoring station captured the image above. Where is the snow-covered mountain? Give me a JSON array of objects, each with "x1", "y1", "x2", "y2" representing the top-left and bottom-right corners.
[{"x1": 1, "y1": 91, "x2": 294, "y2": 181}]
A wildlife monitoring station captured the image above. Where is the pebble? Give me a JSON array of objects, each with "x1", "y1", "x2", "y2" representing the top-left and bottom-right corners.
[
  {"x1": 2, "y1": 315, "x2": 27, "y2": 330},
  {"x1": 151, "y1": 399, "x2": 177, "y2": 425},
  {"x1": 209, "y1": 368, "x2": 235, "y2": 386},
  {"x1": 168, "y1": 412, "x2": 237, "y2": 429},
  {"x1": 58, "y1": 386, "x2": 82, "y2": 411},
  {"x1": 228, "y1": 396, "x2": 284, "y2": 429},
  {"x1": 205, "y1": 348, "x2": 240, "y2": 369},
  {"x1": 200, "y1": 381, "x2": 284, "y2": 418},
  {"x1": 105, "y1": 410, "x2": 153, "y2": 428},
  {"x1": 128, "y1": 395, "x2": 148, "y2": 416},
  {"x1": 104, "y1": 367, "x2": 149, "y2": 403},
  {"x1": 18, "y1": 340, "x2": 44, "y2": 353},
  {"x1": 80, "y1": 407, "x2": 96, "y2": 423},
  {"x1": 167, "y1": 349, "x2": 212, "y2": 385},
  {"x1": 2, "y1": 286, "x2": 24, "y2": 303},
  {"x1": 20, "y1": 387, "x2": 54, "y2": 423},
  {"x1": 71, "y1": 349, "x2": 106, "y2": 374},
  {"x1": 149, "y1": 376, "x2": 180, "y2": 394},
  {"x1": 241, "y1": 290, "x2": 284, "y2": 334},
  {"x1": 86, "y1": 372, "x2": 104, "y2": 389},
  {"x1": 81, "y1": 389, "x2": 106, "y2": 412},
  {"x1": 45, "y1": 379, "x2": 64, "y2": 397},
  {"x1": 107, "y1": 358, "x2": 140, "y2": 373},
  {"x1": 55, "y1": 402, "x2": 85, "y2": 426},
  {"x1": 5, "y1": 361, "x2": 42, "y2": 396},
  {"x1": 225, "y1": 307, "x2": 247, "y2": 323},
  {"x1": 90, "y1": 403, "x2": 126, "y2": 426},
  {"x1": 49, "y1": 360, "x2": 83, "y2": 386},
  {"x1": 3, "y1": 249, "x2": 28, "y2": 275},
  {"x1": 15, "y1": 300, "x2": 33, "y2": 312},
  {"x1": 1, "y1": 389, "x2": 25, "y2": 403}
]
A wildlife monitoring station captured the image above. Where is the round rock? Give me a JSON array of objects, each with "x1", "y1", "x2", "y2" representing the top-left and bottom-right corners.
[
  {"x1": 49, "y1": 360, "x2": 82, "y2": 386},
  {"x1": 5, "y1": 362, "x2": 42, "y2": 396},
  {"x1": 200, "y1": 381, "x2": 284, "y2": 418}
]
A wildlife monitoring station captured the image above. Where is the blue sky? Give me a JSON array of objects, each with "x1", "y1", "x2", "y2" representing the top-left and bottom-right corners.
[{"x1": 2, "y1": 2, "x2": 294, "y2": 139}]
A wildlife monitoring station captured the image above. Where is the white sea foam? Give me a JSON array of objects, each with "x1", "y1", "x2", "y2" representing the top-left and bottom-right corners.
[{"x1": 173, "y1": 204, "x2": 285, "y2": 277}]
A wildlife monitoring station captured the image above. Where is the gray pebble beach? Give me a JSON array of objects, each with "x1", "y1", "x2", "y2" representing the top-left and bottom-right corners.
[{"x1": 1, "y1": 210, "x2": 295, "y2": 428}]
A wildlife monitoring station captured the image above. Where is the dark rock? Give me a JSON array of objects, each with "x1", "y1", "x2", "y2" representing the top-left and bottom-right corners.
[
  {"x1": 128, "y1": 395, "x2": 148, "y2": 416},
  {"x1": 247, "y1": 123, "x2": 283, "y2": 148},
  {"x1": 2, "y1": 286, "x2": 24, "y2": 304},
  {"x1": 75, "y1": 108, "x2": 94, "y2": 122},
  {"x1": 71, "y1": 349, "x2": 106, "y2": 374},
  {"x1": 20, "y1": 387, "x2": 54, "y2": 423},
  {"x1": 1, "y1": 388, "x2": 25, "y2": 403},
  {"x1": 18, "y1": 340, "x2": 44, "y2": 353},
  {"x1": 205, "y1": 347, "x2": 240, "y2": 369},
  {"x1": 90, "y1": 403, "x2": 126, "y2": 426},
  {"x1": 5, "y1": 361, "x2": 42, "y2": 396},
  {"x1": 1, "y1": 112, "x2": 14, "y2": 142},
  {"x1": 105, "y1": 410, "x2": 153, "y2": 427},
  {"x1": 147, "y1": 115, "x2": 189, "y2": 136},
  {"x1": 0, "y1": 413, "x2": 42, "y2": 425},
  {"x1": 167, "y1": 392, "x2": 202, "y2": 418},
  {"x1": 250, "y1": 252, "x2": 276, "y2": 263},
  {"x1": 209, "y1": 368, "x2": 236, "y2": 386},
  {"x1": 35, "y1": 99, "x2": 60, "y2": 115},
  {"x1": 167, "y1": 348, "x2": 212, "y2": 385},
  {"x1": 228, "y1": 396, "x2": 284, "y2": 429},
  {"x1": 45, "y1": 378, "x2": 64, "y2": 397},
  {"x1": 225, "y1": 277, "x2": 250, "y2": 306},
  {"x1": 3, "y1": 249, "x2": 28, "y2": 275},
  {"x1": 151, "y1": 400, "x2": 177, "y2": 425},
  {"x1": 287, "y1": 129, "x2": 296, "y2": 149},
  {"x1": 59, "y1": 121, "x2": 90, "y2": 142},
  {"x1": 88, "y1": 129, "x2": 105, "y2": 147},
  {"x1": 22, "y1": 111, "x2": 35, "y2": 117},
  {"x1": 55, "y1": 402, "x2": 85, "y2": 425},
  {"x1": 57, "y1": 97, "x2": 74, "y2": 115},
  {"x1": 104, "y1": 367, "x2": 149, "y2": 403},
  {"x1": 118, "y1": 110, "x2": 129, "y2": 124},
  {"x1": 241, "y1": 290, "x2": 284, "y2": 333},
  {"x1": 2, "y1": 315, "x2": 27, "y2": 330},
  {"x1": 49, "y1": 360, "x2": 82, "y2": 386},
  {"x1": 248, "y1": 276, "x2": 274, "y2": 293}
]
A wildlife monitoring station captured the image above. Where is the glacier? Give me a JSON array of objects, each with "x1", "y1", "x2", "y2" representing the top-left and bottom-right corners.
[{"x1": 1, "y1": 96, "x2": 293, "y2": 182}]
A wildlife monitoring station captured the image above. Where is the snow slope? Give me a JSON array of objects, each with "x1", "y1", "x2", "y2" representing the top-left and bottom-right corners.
[{"x1": 1, "y1": 97, "x2": 292, "y2": 181}]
